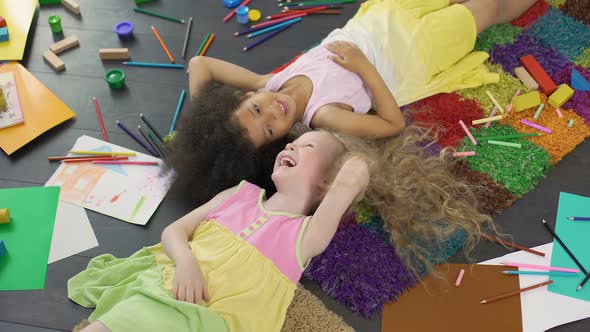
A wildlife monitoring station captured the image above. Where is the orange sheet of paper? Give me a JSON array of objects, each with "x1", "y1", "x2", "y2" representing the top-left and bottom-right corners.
[
  {"x1": 0, "y1": 0, "x2": 38, "y2": 61},
  {"x1": 0, "y1": 62, "x2": 76, "y2": 155},
  {"x1": 382, "y1": 264, "x2": 523, "y2": 332}
]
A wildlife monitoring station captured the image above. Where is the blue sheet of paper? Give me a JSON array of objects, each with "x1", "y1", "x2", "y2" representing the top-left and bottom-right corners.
[{"x1": 548, "y1": 192, "x2": 590, "y2": 302}]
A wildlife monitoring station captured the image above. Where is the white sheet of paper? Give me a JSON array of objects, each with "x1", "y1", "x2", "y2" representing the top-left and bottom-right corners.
[
  {"x1": 48, "y1": 200, "x2": 98, "y2": 264},
  {"x1": 480, "y1": 243, "x2": 590, "y2": 332}
]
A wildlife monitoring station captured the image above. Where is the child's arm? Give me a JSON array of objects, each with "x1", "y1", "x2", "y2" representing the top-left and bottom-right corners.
[
  {"x1": 161, "y1": 185, "x2": 237, "y2": 304},
  {"x1": 312, "y1": 41, "x2": 406, "y2": 138},
  {"x1": 300, "y1": 158, "x2": 370, "y2": 262},
  {"x1": 188, "y1": 56, "x2": 273, "y2": 105}
]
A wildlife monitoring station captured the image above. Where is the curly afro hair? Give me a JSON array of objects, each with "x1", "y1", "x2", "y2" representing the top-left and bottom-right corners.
[{"x1": 164, "y1": 82, "x2": 290, "y2": 205}]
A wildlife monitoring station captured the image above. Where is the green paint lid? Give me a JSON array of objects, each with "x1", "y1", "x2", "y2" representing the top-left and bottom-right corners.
[{"x1": 105, "y1": 69, "x2": 126, "y2": 89}]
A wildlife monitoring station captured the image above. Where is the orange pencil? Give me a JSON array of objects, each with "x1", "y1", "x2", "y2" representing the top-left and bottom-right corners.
[
  {"x1": 199, "y1": 33, "x2": 215, "y2": 56},
  {"x1": 480, "y1": 280, "x2": 553, "y2": 304},
  {"x1": 92, "y1": 97, "x2": 109, "y2": 142},
  {"x1": 150, "y1": 26, "x2": 175, "y2": 63}
]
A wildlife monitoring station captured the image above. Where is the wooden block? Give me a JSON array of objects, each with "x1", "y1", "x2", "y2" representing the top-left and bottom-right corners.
[
  {"x1": 0, "y1": 208, "x2": 9, "y2": 224},
  {"x1": 0, "y1": 16, "x2": 6, "y2": 28},
  {"x1": 49, "y1": 35, "x2": 79, "y2": 55},
  {"x1": 0, "y1": 27, "x2": 8, "y2": 42},
  {"x1": 514, "y1": 66, "x2": 539, "y2": 91},
  {"x1": 513, "y1": 91, "x2": 541, "y2": 112},
  {"x1": 62, "y1": 0, "x2": 81, "y2": 15},
  {"x1": 43, "y1": 50, "x2": 65, "y2": 72},
  {"x1": 99, "y1": 48, "x2": 129, "y2": 60},
  {"x1": 520, "y1": 55, "x2": 557, "y2": 94},
  {"x1": 548, "y1": 84, "x2": 574, "y2": 108}
]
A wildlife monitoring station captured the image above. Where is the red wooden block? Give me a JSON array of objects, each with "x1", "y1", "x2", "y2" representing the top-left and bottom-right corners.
[
  {"x1": 0, "y1": 16, "x2": 6, "y2": 28},
  {"x1": 519, "y1": 54, "x2": 557, "y2": 95}
]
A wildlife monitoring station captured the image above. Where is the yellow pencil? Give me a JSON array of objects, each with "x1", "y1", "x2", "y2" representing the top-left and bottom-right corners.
[{"x1": 68, "y1": 150, "x2": 137, "y2": 156}]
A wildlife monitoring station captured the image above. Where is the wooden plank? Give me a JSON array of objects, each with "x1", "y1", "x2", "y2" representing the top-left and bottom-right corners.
[
  {"x1": 49, "y1": 35, "x2": 79, "y2": 55},
  {"x1": 42, "y1": 50, "x2": 65, "y2": 72},
  {"x1": 99, "y1": 48, "x2": 129, "y2": 60}
]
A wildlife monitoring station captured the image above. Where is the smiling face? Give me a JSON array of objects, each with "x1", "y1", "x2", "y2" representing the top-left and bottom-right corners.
[
  {"x1": 233, "y1": 90, "x2": 298, "y2": 148},
  {"x1": 271, "y1": 131, "x2": 344, "y2": 195}
]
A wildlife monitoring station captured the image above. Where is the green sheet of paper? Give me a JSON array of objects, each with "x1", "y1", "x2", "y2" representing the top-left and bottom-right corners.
[
  {"x1": 0, "y1": 186, "x2": 60, "y2": 290},
  {"x1": 548, "y1": 192, "x2": 590, "y2": 302}
]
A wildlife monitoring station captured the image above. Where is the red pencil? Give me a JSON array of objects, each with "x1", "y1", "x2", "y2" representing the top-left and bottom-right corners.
[
  {"x1": 223, "y1": 0, "x2": 251, "y2": 22},
  {"x1": 252, "y1": 13, "x2": 307, "y2": 29},
  {"x1": 92, "y1": 161, "x2": 160, "y2": 166},
  {"x1": 480, "y1": 280, "x2": 553, "y2": 304},
  {"x1": 151, "y1": 26, "x2": 175, "y2": 63},
  {"x1": 92, "y1": 97, "x2": 109, "y2": 142},
  {"x1": 268, "y1": 5, "x2": 327, "y2": 19},
  {"x1": 63, "y1": 156, "x2": 129, "y2": 163}
]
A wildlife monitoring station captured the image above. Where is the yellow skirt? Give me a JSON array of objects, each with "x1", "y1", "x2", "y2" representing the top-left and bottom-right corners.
[{"x1": 323, "y1": 0, "x2": 499, "y2": 106}]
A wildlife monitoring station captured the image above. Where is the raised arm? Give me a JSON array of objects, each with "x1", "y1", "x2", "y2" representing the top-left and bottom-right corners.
[
  {"x1": 300, "y1": 158, "x2": 370, "y2": 262},
  {"x1": 188, "y1": 56, "x2": 272, "y2": 105},
  {"x1": 312, "y1": 42, "x2": 405, "y2": 138}
]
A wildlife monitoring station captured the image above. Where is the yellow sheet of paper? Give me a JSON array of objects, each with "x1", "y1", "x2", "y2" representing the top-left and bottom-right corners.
[
  {"x1": 0, "y1": 0, "x2": 38, "y2": 60},
  {"x1": 0, "y1": 62, "x2": 76, "y2": 155}
]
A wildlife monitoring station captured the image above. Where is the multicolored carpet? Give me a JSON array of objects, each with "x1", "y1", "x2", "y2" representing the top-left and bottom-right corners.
[{"x1": 292, "y1": 0, "x2": 590, "y2": 318}]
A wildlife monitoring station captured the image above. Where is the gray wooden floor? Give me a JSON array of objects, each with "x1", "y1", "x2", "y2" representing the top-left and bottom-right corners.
[{"x1": 1, "y1": 0, "x2": 589, "y2": 331}]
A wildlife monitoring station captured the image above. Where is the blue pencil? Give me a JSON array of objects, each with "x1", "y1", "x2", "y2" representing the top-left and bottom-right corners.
[
  {"x1": 243, "y1": 24, "x2": 292, "y2": 52},
  {"x1": 116, "y1": 121, "x2": 158, "y2": 157},
  {"x1": 170, "y1": 89, "x2": 187, "y2": 135},
  {"x1": 502, "y1": 270, "x2": 579, "y2": 277},
  {"x1": 122, "y1": 62, "x2": 185, "y2": 69},
  {"x1": 246, "y1": 17, "x2": 301, "y2": 38},
  {"x1": 568, "y1": 217, "x2": 590, "y2": 221}
]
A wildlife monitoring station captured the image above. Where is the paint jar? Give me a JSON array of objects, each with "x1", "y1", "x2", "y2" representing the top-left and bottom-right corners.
[
  {"x1": 48, "y1": 15, "x2": 62, "y2": 33},
  {"x1": 248, "y1": 9, "x2": 261, "y2": 22},
  {"x1": 114, "y1": 21, "x2": 134, "y2": 40},
  {"x1": 223, "y1": 0, "x2": 240, "y2": 8},
  {"x1": 236, "y1": 6, "x2": 250, "y2": 24},
  {"x1": 105, "y1": 69, "x2": 126, "y2": 89}
]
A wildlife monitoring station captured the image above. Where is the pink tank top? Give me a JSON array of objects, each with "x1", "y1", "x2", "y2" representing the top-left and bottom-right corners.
[
  {"x1": 206, "y1": 181, "x2": 310, "y2": 284},
  {"x1": 265, "y1": 45, "x2": 372, "y2": 128}
]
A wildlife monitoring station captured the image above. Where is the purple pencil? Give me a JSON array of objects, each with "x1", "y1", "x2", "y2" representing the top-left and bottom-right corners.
[
  {"x1": 243, "y1": 24, "x2": 292, "y2": 52},
  {"x1": 116, "y1": 121, "x2": 158, "y2": 157}
]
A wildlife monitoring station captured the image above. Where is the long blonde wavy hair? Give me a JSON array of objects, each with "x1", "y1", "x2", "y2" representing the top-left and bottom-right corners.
[{"x1": 325, "y1": 125, "x2": 500, "y2": 277}]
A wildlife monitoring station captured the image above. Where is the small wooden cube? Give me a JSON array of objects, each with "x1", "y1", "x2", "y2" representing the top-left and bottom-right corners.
[
  {"x1": 0, "y1": 16, "x2": 6, "y2": 28},
  {"x1": 0, "y1": 27, "x2": 8, "y2": 42},
  {"x1": 43, "y1": 50, "x2": 65, "y2": 72},
  {"x1": 513, "y1": 91, "x2": 541, "y2": 112},
  {"x1": 49, "y1": 35, "x2": 79, "y2": 55},
  {"x1": 548, "y1": 84, "x2": 574, "y2": 109},
  {"x1": 62, "y1": 0, "x2": 81, "y2": 15},
  {"x1": 99, "y1": 48, "x2": 129, "y2": 60},
  {"x1": 0, "y1": 240, "x2": 6, "y2": 256},
  {"x1": 514, "y1": 67, "x2": 538, "y2": 91},
  {"x1": 0, "y1": 208, "x2": 9, "y2": 224}
]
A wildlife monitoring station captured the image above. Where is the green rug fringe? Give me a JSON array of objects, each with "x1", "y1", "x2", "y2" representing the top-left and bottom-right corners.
[
  {"x1": 475, "y1": 24, "x2": 522, "y2": 52},
  {"x1": 459, "y1": 125, "x2": 553, "y2": 197},
  {"x1": 459, "y1": 63, "x2": 526, "y2": 115},
  {"x1": 575, "y1": 48, "x2": 590, "y2": 68},
  {"x1": 546, "y1": 0, "x2": 566, "y2": 8}
]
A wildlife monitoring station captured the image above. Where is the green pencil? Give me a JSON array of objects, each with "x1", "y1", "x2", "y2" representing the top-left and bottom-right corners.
[
  {"x1": 196, "y1": 33, "x2": 212, "y2": 56},
  {"x1": 133, "y1": 8, "x2": 185, "y2": 24},
  {"x1": 146, "y1": 127, "x2": 167, "y2": 157}
]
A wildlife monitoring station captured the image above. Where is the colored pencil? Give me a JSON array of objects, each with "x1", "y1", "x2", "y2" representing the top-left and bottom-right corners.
[
  {"x1": 196, "y1": 33, "x2": 211, "y2": 56},
  {"x1": 542, "y1": 219, "x2": 588, "y2": 274},
  {"x1": 568, "y1": 217, "x2": 590, "y2": 221},
  {"x1": 92, "y1": 97, "x2": 109, "y2": 142},
  {"x1": 247, "y1": 18, "x2": 302, "y2": 38},
  {"x1": 481, "y1": 234, "x2": 545, "y2": 257},
  {"x1": 62, "y1": 157, "x2": 128, "y2": 163},
  {"x1": 238, "y1": 17, "x2": 300, "y2": 37},
  {"x1": 268, "y1": 5, "x2": 327, "y2": 18},
  {"x1": 140, "y1": 113, "x2": 164, "y2": 142},
  {"x1": 133, "y1": 8, "x2": 185, "y2": 24},
  {"x1": 69, "y1": 150, "x2": 137, "y2": 157},
  {"x1": 199, "y1": 33, "x2": 215, "y2": 56},
  {"x1": 307, "y1": 9, "x2": 341, "y2": 14},
  {"x1": 146, "y1": 128, "x2": 167, "y2": 158},
  {"x1": 170, "y1": 89, "x2": 187, "y2": 135},
  {"x1": 92, "y1": 161, "x2": 160, "y2": 166},
  {"x1": 480, "y1": 280, "x2": 553, "y2": 304},
  {"x1": 475, "y1": 133, "x2": 540, "y2": 141},
  {"x1": 501, "y1": 262, "x2": 579, "y2": 273},
  {"x1": 455, "y1": 269, "x2": 465, "y2": 287},
  {"x1": 577, "y1": 272, "x2": 590, "y2": 291},
  {"x1": 251, "y1": 13, "x2": 307, "y2": 29},
  {"x1": 243, "y1": 24, "x2": 292, "y2": 52},
  {"x1": 137, "y1": 126, "x2": 161, "y2": 158},
  {"x1": 151, "y1": 26, "x2": 175, "y2": 63},
  {"x1": 182, "y1": 17, "x2": 193, "y2": 58},
  {"x1": 223, "y1": 0, "x2": 252, "y2": 22},
  {"x1": 116, "y1": 120, "x2": 158, "y2": 157},
  {"x1": 49, "y1": 155, "x2": 111, "y2": 161},
  {"x1": 283, "y1": 4, "x2": 343, "y2": 10},
  {"x1": 280, "y1": 0, "x2": 355, "y2": 6},
  {"x1": 501, "y1": 270, "x2": 578, "y2": 277},
  {"x1": 282, "y1": 3, "x2": 349, "y2": 9},
  {"x1": 122, "y1": 62, "x2": 184, "y2": 69}
]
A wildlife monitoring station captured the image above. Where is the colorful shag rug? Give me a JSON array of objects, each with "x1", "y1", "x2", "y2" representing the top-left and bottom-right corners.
[{"x1": 276, "y1": 0, "x2": 590, "y2": 318}]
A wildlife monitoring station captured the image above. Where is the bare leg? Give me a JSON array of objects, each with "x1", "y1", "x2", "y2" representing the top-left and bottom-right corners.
[
  {"x1": 462, "y1": 0, "x2": 537, "y2": 33},
  {"x1": 81, "y1": 321, "x2": 111, "y2": 332}
]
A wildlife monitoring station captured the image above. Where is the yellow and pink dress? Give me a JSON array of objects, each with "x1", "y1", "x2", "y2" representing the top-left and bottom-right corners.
[{"x1": 68, "y1": 181, "x2": 312, "y2": 332}]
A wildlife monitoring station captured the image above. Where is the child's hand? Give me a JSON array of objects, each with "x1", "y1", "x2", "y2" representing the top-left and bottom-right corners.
[
  {"x1": 337, "y1": 157, "x2": 370, "y2": 197},
  {"x1": 325, "y1": 41, "x2": 372, "y2": 75},
  {"x1": 174, "y1": 257, "x2": 210, "y2": 305}
]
